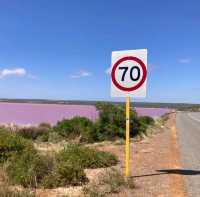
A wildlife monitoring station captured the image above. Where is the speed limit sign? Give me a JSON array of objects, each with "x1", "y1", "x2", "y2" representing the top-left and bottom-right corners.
[
  {"x1": 111, "y1": 49, "x2": 147, "y2": 97},
  {"x1": 110, "y1": 49, "x2": 147, "y2": 177}
]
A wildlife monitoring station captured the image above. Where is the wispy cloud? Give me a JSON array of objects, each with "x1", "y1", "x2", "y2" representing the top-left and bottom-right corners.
[
  {"x1": 69, "y1": 70, "x2": 92, "y2": 79},
  {"x1": 0, "y1": 68, "x2": 26, "y2": 78},
  {"x1": 178, "y1": 58, "x2": 190, "y2": 64},
  {"x1": 0, "y1": 67, "x2": 37, "y2": 79}
]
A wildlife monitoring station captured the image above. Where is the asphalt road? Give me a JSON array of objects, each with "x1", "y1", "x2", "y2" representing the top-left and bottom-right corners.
[{"x1": 176, "y1": 112, "x2": 200, "y2": 197}]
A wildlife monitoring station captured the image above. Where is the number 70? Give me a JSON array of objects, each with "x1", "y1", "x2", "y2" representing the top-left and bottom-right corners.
[{"x1": 119, "y1": 66, "x2": 140, "y2": 81}]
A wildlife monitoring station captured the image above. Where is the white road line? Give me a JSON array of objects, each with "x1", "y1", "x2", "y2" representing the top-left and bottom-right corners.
[{"x1": 187, "y1": 113, "x2": 200, "y2": 123}]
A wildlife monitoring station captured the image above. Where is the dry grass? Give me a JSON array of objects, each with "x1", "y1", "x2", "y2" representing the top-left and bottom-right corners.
[
  {"x1": 0, "y1": 166, "x2": 35, "y2": 197},
  {"x1": 33, "y1": 141, "x2": 67, "y2": 154},
  {"x1": 0, "y1": 185, "x2": 34, "y2": 197},
  {"x1": 83, "y1": 168, "x2": 134, "y2": 197}
]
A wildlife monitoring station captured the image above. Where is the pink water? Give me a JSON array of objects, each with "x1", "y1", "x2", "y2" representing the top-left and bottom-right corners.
[
  {"x1": 135, "y1": 107, "x2": 172, "y2": 117},
  {"x1": 0, "y1": 102, "x2": 171, "y2": 126},
  {"x1": 0, "y1": 102, "x2": 98, "y2": 125}
]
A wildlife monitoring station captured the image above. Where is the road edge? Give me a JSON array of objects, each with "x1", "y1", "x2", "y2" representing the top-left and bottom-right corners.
[{"x1": 169, "y1": 112, "x2": 187, "y2": 197}]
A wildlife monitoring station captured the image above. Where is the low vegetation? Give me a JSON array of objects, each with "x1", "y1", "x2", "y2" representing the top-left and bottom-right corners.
[
  {"x1": 16, "y1": 123, "x2": 53, "y2": 141},
  {"x1": 0, "y1": 129, "x2": 34, "y2": 162},
  {"x1": 83, "y1": 168, "x2": 135, "y2": 197},
  {"x1": 42, "y1": 144, "x2": 118, "y2": 188},
  {"x1": 0, "y1": 185, "x2": 34, "y2": 197},
  {"x1": 177, "y1": 106, "x2": 200, "y2": 112},
  {"x1": 0, "y1": 129, "x2": 118, "y2": 189},
  {"x1": 56, "y1": 143, "x2": 118, "y2": 169},
  {"x1": 95, "y1": 102, "x2": 154, "y2": 139},
  {"x1": 54, "y1": 117, "x2": 94, "y2": 142},
  {"x1": 6, "y1": 148, "x2": 54, "y2": 188},
  {"x1": 138, "y1": 116, "x2": 154, "y2": 136}
]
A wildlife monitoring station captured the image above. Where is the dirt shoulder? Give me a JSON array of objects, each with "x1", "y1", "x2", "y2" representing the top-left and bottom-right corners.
[
  {"x1": 132, "y1": 113, "x2": 186, "y2": 197},
  {"x1": 99, "y1": 113, "x2": 187, "y2": 197}
]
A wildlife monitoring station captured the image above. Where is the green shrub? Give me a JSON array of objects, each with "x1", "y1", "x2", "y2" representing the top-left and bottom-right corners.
[
  {"x1": 41, "y1": 162, "x2": 88, "y2": 188},
  {"x1": 100, "y1": 168, "x2": 135, "y2": 193},
  {"x1": 6, "y1": 148, "x2": 54, "y2": 188},
  {"x1": 38, "y1": 122, "x2": 52, "y2": 128},
  {"x1": 6, "y1": 146, "x2": 88, "y2": 189},
  {"x1": 36, "y1": 132, "x2": 49, "y2": 142},
  {"x1": 83, "y1": 168, "x2": 134, "y2": 197},
  {"x1": 96, "y1": 102, "x2": 140, "y2": 139},
  {"x1": 46, "y1": 132, "x2": 64, "y2": 143},
  {"x1": 41, "y1": 144, "x2": 117, "y2": 188},
  {"x1": 138, "y1": 116, "x2": 155, "y2": 135},
  {"x1": 54, "y1": 117, "x2": 94, "y2": 142},
  {"x1": 18, "y1": 123, "x2": 63, "y2": 143},
  {"x1": 6, "y1": 143, "x2": 89, "y2": 188},
  {"x1": 16, "y1": 126, "x2": 52, "y2": 141},
  {"x1": 0, "y1": 129, "x2": 34, "y2": 162},
  {"x1": 56, "y1": 143, "x2": 118, "y2": 169},
  {"x1": 37, "y1": 123, "x2": 53, "y2": 142},
  {"x1": 139, "y1": 116, "x2": 154, "y2": 125},
  {"x1": 5, "y1": 143, "x2": 117, "y2": 189}
]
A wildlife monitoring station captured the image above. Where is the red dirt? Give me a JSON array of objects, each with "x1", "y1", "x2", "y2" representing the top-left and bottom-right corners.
[{"x1": 100, "y1": 113, "x2": 187, "y2": 197}]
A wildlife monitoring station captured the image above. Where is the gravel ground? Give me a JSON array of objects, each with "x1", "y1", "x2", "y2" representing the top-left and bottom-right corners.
[
  {"x1": 176, "y1": 112, "x2": 200, "y2": 197},
  {"x1": 100, "y1": 113, "x2": 186, "y2": 197}
]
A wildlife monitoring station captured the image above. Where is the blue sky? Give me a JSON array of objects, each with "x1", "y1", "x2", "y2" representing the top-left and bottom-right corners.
[{"x1": 0, "y1": 0, "x2": 199, "y2": 103}]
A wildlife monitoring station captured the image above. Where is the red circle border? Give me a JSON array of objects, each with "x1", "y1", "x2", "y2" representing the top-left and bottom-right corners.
[{"x1": 111, "y1": 56, "x2": 147, "y2": 92}]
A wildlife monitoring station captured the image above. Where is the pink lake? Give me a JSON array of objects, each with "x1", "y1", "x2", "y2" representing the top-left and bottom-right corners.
[
  {"x1": 0, "y1": 102, "x2": 98, "y2": 125},
  {"x1": 0, "y1": 102, "x2": 171, "y2": 126},
  {"x1": 135, "y1": 107, "x2": 172, "y2": 117}
]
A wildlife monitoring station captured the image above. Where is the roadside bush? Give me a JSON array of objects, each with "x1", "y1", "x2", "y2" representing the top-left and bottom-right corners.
[
  {"x1": 38, "y1": 122, "x2": 51, "y2": 128},
  {"x1": 0, "y1": 129, "x2": 34, "y2": 162},
  {"x1": 100, "y1": 168, "x2": 135, "y2": 193},
  {"x1": 46, "y1": 132, "x2": 64, "y2": 143},
  {"x1": 83, "y1": 168, "x2": 134, "y2": 197},
  {"x1": 6, "y1": 145, "x2": 87, "y2": 189},
  {"x1": 41, "y1": 144, "x2": 117, "y2": 188},
  {"x1": 56, "y1": 143, "x2": 118, "y2": 169},
  {"x1": 54, "y1": 117, "x2": 94, "y2": 142},
  {"x1": 6, "y1": 148, "x2": 54, "y2": 188},
  {"x1": 95, "y1": 102, "x2": 140, "y2": 139},
  {"x1": 36, "y1": 132, "x2": 49, "y2": 142},
  {"x1": 41, "y1": 161, "x2": 88, "y2": 188},
  {"x1": 139, "y1": 116, "x2": 154, "y2": 125},
  {"x1": 93, "y1": 123, "x2": 124, "y2": 141},
  {"x1": 5, "y1": 143, "x2": 117, "y2": 189},
  {"x1": 138, "y1": 116, "x2": 155, "y2": 136},
  {"x1": 161, "y1": 113, "x2": 170, "y2": 123},
  {"x1": 17, "y1": 124, "x2": 52, "y2": 141}
]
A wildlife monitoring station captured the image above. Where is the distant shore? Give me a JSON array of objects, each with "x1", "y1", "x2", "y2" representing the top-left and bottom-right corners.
[{"x1": 0, "y1": 98, "x2": 199, "y2": 109}]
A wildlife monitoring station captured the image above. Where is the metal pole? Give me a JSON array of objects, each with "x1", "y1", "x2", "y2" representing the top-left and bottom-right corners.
[{"x1": 125, "y1": 96, "x2": 130, "y2": 177}]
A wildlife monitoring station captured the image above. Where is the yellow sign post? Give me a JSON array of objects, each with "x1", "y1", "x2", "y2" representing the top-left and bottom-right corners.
[
  {"x1": 125, "y1": 96, "x2": 130, "y2": 177},
  {"x1": 111, "y1": 49, "x2": 147, "y2": 178}
]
